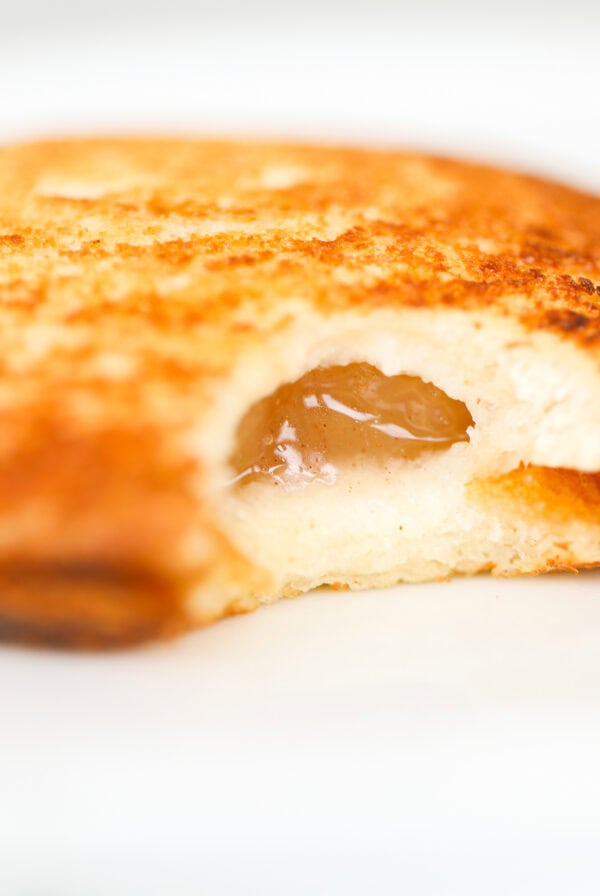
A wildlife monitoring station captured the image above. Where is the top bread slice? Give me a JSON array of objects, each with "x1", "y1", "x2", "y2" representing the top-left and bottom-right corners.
[{"x1": 0, "y1": 138, "x2": 598, "y2": 647}]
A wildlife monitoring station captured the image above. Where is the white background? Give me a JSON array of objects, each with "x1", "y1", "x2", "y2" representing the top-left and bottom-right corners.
[{"x1": 1, "y1": 1, "x2": 600, "y2": 893}]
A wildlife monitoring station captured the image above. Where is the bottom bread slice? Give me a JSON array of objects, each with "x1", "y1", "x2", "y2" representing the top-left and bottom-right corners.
[{"x1": 0, "y1": 464, "x2": 597, "y2": 648}]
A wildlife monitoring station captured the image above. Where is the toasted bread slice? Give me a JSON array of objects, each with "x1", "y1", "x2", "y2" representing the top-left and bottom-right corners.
[{"x1": 0, "y1": 138, "x2": 598, "y2": 647}]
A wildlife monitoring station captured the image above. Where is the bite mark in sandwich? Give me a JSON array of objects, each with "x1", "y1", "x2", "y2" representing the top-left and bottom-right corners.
[{"x1": 0, "y1": 137, "x2": 598, "y2": 647}]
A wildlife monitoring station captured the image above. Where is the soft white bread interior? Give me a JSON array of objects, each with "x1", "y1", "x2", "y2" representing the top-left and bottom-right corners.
[{"x1": 188, "y1": 305, "x2": 600, "y2": 622}]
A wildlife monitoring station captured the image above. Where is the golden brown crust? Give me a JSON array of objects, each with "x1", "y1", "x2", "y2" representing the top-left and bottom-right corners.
[
  {"x1": 1, "y1": 139, "x2": 598, "y2": 349},
  {"x1": 0, "y1": 408, "x2": 201, "y2": 646},
  {"x1": 0, "y1": 138, "x2": 599, "y2": 646},
  {"x1": 471, "y1": 465, "x2": 600, "y2": 527},
  {"x1": 469, "y1": 465, "x2": 600, "y2": 574}
]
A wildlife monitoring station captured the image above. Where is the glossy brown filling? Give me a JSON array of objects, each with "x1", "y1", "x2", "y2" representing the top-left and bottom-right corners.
[{"x1": 232, "y1": 363, "x2": 473, "y2": 488}]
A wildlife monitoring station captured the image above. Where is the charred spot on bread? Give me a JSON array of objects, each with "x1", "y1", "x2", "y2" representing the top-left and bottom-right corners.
[{"x1": 0, "y1": 563, "x2": 189, "y2": 649}]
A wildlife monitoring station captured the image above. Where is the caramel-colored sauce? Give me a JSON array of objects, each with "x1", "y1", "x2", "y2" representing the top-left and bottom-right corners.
[{"x1": 232, "y1": 363, "x2": 473, "y2": 488}]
